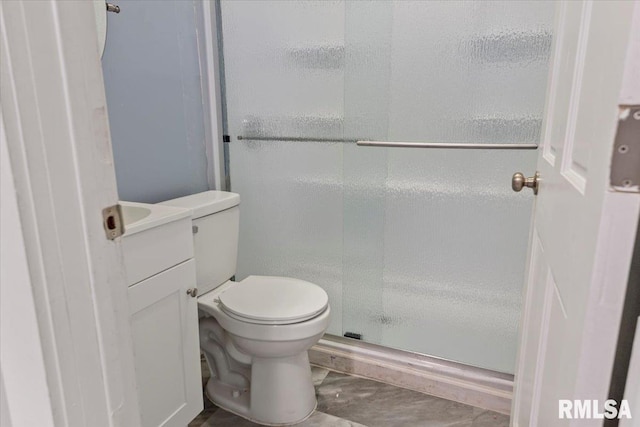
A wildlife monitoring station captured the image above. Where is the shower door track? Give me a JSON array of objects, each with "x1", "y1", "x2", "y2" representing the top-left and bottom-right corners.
[
  {"x1": 310, "y1": 334, "x2": 514, "y2": 415},
  {"x1": 236, "y1": 136, "x2": 538, "y2": 149}
]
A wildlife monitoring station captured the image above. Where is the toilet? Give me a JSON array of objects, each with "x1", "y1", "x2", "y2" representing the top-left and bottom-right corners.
[{"x1": 160, "y1": 191, "x2": 330, "y2": 426}]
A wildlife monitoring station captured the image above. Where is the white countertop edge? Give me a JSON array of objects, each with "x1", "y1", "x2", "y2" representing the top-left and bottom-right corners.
[{"x1": 120, "y1": 201, "x2": 192, "y2": 236}]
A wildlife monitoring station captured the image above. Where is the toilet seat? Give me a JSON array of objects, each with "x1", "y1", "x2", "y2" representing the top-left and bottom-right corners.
[{"x1": 217, "y1": 276, "x2": 329, "y2": 325}]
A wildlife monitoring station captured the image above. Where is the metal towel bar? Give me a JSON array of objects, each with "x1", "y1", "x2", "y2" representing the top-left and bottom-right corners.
[
  {"x1": 236, "y1": 136, "x2": 538, "y2": 149},
  {"x1": 237, "y1": 136, "x2": 357, "y2": 143},
  {"x1": 356, "y1": 141, "x2": 538, "y2": 149}
]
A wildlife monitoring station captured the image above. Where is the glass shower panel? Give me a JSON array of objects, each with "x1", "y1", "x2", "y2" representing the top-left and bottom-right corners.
[
  {"x1": 221, "y1": 1, "x2": 346, "y2": 335},
  {"x1": 341, "y1": 1, "x2": 394, "y2": 345},
  {"x1": 343, "y1": 148, "x2": 539, "y2": 371},
  {"x1": 382, "y1": 1, "x2": 552, "y2": 144},
  {"x1": 220, "y1": 0, "x2": 554, "y2": 374},
  {"x1": 341, "y1": 1, "x2": 553, "y2": 373}
]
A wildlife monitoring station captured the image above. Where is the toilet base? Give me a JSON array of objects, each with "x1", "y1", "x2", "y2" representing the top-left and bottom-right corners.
[
  {"x1": 205, "y1": 387, "x2": 316, "y2": 427},
  {"x1": 205, "y1": 352, "x2": 317, "y2": 426}
]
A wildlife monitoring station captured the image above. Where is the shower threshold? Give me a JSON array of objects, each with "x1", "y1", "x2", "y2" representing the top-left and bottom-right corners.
[{"x1": 309, "y1": 334, "x2": 514, "y2": 415}]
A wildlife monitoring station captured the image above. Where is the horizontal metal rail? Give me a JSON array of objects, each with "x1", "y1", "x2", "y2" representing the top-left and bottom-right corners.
[
  {"x1": 357, "y1": 141, "x2": 538, "y2": 149},
  {"x1": 236, "y1": 136, "x2": 538, "y2": 149},
  {"x1": 237, "y1": 136, "x2": 357, "y2": 143}
]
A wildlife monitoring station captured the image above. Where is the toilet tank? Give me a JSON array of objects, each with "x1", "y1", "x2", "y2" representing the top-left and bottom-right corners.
[{"x1": 160, "y1": 191, "x2": 240, "y2": 294}]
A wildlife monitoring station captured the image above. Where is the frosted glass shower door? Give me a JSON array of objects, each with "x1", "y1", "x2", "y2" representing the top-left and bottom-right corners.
[
  {"x1": 340, "y1": 1, "x2": 554, "y2": 374},
  {"x1": 221, "y1": 1, "x2": 347, "y2": 336},
  {"x1": 220, "y1": 0, "x2": 554, "y2": 374}
]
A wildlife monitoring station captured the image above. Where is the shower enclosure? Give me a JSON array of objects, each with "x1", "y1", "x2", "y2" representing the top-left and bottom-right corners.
[{"x1": 218, "y1": 0, "x2": 554, "y2": 374}]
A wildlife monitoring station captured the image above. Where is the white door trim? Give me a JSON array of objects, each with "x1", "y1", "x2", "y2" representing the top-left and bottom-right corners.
[
  {"x1": 0, "y1": 2, "x2": 140, "y2": 426},
  {"x1": 571, "y1": 0, "x2": 640, "y2": 406},
  {"x1": 1, "y1": 108, "x2": 56, "y2": 427},
  {"x1": 620, "y1": 1, "x2": 640, "y2": 106}
]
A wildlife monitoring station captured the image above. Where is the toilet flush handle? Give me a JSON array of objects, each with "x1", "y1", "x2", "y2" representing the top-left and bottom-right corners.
[{"x1": 186, "y1": 288, "x2": 198, "y2": 297}]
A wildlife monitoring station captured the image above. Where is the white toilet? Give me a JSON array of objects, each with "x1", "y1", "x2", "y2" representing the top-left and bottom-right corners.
[{"x1": 161, "y1": 191, "x2": 330, "y2": 426}]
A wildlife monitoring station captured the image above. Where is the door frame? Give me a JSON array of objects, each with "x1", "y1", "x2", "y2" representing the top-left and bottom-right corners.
[
  {"x1": 1, "y1": 2, "x2": 140, "y2": 426},
  {"x1": 605, "y1": 0, "x2": 640, "y2": 418},
  {"x1": 511, "y1": 1, "x2": 640, "y2": 424}
]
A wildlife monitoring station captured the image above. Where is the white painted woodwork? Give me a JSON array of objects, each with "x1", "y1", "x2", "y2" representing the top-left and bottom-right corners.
[
  {"x1": 122, "y1": 213, "x2": 193, "y2": 285},
  {"x1": 512, "y1": 2, "x2": 640, "y2": 426},
  {"x1": 1, "y1": 371, "x2": 12, "y2": 427},
  {"x1": 1, "y1": 110, "x2": 55, "y2": 427},
  {"x1": 128, "y1": 260, "x2": 203, "y2": 427},
  {"x1": 0, "y1": 1, "x2": 141, "y2": 426},
  {"x1": 620, "y1": 3, "x2": 640, "y2": 105}
]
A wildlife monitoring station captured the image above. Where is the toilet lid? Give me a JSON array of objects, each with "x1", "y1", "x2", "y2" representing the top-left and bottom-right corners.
[{"x1": 218, "y1": 276, "x2": 329, "y2": 325}]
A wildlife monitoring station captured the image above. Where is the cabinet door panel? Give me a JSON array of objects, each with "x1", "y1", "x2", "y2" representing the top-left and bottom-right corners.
[{"x1": 129, "y1": 260, "x2": 202, "y2": 427}]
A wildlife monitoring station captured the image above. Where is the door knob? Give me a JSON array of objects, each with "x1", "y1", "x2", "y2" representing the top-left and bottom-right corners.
[
  {"x1": 512, "y1": 172, "x2": 540, "y2": 195},
  {"x1": 186, "y1": 288, "x2": 198, "y2": 297}
]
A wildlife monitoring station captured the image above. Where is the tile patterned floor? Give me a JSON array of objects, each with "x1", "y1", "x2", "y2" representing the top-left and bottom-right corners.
[{"x1": 189, "y1": 360, "x2": 510, "y2": 427}]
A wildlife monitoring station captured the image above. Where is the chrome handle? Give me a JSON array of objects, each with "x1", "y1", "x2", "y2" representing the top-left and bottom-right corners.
[
  {"x1": 357, "y1": 141, "x2": 538, "y2": 149},
  {"x1": 186, "y1": 288, "x2": 198, "y2": 298},
  {"x1": 512, "y1": 172, "x2": 540, "y2": 195},
  {"x1": 237, "y1": 135, "x2": 538, "y2": 149}
]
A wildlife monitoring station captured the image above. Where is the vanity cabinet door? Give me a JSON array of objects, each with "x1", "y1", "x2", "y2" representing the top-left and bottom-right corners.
[{"x1": 128, "y1": 260, "x2": 203, "y2": 427}]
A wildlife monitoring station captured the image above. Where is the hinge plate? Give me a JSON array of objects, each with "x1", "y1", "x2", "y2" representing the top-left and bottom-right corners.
[
  {"x1": 610, "y1": 106, "x2": 640, "y2": 192},
  {"x1": 102, "y1": 204, "x2": 124, "y2": 240}
]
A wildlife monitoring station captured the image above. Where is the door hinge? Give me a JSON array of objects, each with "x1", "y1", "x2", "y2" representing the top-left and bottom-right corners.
[
  {"x1": 610, "y1": 106, "x2": 640, "y2": 192},
  {"x1": 102, "y1": 204, "x2": 124, "y2": 240}
]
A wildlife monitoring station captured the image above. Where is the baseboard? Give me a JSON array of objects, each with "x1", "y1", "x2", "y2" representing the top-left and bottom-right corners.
[{"x1": 308, "y1": 335, "x2": 513, "y2": 415}]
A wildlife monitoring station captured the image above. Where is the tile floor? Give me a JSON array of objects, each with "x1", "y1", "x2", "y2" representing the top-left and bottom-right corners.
[{"x1": 189, "y1": 358, "x2": 510, "y2": 427}]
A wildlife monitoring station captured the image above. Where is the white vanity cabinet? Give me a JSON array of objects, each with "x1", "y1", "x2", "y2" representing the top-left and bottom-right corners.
[
  {"x1": 121, "y1": 202, "x2": 203, "y2": 427},
  {"x1": 128, "y1": 260, "x2": 202, "y2": 427}
]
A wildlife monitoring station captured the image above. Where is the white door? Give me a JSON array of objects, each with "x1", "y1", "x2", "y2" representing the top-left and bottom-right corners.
[
  {"x1": 512, "y1": 2, "x2": 640, "y2": 426},
  {"x1": 1, "y1": 1, "x2": 141, "y2": 426},
  {"x1": 128, "y1": 260, "x2": 203, "y2": 427}
]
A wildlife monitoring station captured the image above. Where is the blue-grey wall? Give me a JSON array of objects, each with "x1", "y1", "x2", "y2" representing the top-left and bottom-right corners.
[{"x1": 102, "y1": 0, "x2": 209, "y2": 203}]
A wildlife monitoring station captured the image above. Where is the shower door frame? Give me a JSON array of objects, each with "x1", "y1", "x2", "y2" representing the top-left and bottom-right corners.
[
  {"x1": 198, "y1": 0, "x2": 539, "y2": 412},
  {"x1": 196, "y1": 0, "x2": 227, "y2": 191},
  {"x1": 199, "y1": 0, "x2": 639, "y2": 417},
  {"x1": 207, "y1": 0, "x2": 552, "y2": 368}
]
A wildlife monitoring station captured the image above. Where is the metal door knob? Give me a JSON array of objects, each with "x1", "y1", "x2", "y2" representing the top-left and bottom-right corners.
[
  {"x1": 186, "y1": 288, "x2": 198, "y2": 297},
  {"x1": 512, "y1": 172, "x2": 539, "y2": 195}
]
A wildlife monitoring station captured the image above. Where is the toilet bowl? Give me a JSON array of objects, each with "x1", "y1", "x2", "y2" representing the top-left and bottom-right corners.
[
  {"x1": 198, "y1": 278, "x2": 330, "y2": 425},
  {"x1": 160, "y1": 191, "x2": 330, "y2": 426}
]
